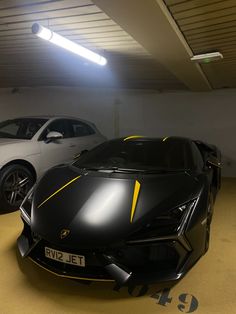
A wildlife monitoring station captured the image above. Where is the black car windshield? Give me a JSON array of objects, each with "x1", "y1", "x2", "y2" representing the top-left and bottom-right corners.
[
  {"x1": 74, "y1": 139, "x2": 194, "y2": 172},
  {"x1": 0, "y1": 118, "x2": 48, "y2": 140}
]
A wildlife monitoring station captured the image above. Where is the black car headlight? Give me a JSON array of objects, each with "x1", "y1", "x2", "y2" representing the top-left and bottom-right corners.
[
  {"x1": 128, "y1": 199, "x2": 196, "y2": 241},
  {"x1": 20, "y1": 186, "x2": 35, "y2": 225}
]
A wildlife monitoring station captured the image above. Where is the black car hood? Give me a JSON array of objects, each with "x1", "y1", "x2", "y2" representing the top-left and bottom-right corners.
[{"x1": 31, "y1": 166, "x2": 199, "y2": 248}]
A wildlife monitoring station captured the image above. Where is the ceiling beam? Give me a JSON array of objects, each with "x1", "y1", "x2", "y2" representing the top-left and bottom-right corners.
[{"x1": 93, "y1": 0, "x2": 212, "y2": 91}]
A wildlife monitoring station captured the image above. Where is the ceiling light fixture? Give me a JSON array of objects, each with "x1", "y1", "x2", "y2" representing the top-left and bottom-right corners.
[
  {"x1": 190, "y1": 52, "x2": 223, "y2": 64},
  {"x1": 32, "y1": 23, "x2": 107, "y2": 66}
]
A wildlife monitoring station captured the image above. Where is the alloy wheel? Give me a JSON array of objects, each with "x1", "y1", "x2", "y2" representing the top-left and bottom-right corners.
[{"x1": 3, "y1": 170, "x2": 30, "y2": 207}]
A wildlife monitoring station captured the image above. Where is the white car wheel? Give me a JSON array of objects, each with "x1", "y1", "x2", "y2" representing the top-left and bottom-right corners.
[{"x1": 0, "y1": 165, "x2": 35, "y2": 212}]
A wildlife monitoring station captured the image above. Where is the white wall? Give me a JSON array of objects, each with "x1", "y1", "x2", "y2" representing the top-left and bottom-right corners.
[{"x1": 0, "y1": 86, "x2": 235, "y2": 177}]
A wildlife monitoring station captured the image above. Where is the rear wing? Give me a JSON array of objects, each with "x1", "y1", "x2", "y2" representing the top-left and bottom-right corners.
[{"x1": 194, "y1": 140, "x2": 221, "y2": 162}]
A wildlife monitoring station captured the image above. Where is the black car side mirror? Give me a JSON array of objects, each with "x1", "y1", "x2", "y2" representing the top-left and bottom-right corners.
[
  {"x1": 206, "y1": 156, "x2": 221, "y2": 168},
  {"x1": 74, "y1": 150, "x2": 88, "y2": 160},
  {"x1": 80, "y1": 149, "x2": 88, "y2": 156}
]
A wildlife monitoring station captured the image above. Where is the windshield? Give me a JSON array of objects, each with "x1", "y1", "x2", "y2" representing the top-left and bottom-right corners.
[
  {"x1": 74, "y1": 139, "x2": 194, "y2": 172},
  {"x1": 0, "y1": 118, "x2": 48, "y2": 140}
]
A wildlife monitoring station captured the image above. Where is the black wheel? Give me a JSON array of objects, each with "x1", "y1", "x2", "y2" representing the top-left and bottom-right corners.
[
  {"x1": 205, "y1": 192, "x2": 214, "y2": 253},
  {"x1": 0, "y1": 164, "x2": 35, "y2": 212}
]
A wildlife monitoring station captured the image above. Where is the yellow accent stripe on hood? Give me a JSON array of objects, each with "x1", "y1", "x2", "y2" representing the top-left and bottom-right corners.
[
  {"x1": 130, "y1": 180, "x2": 141, "y2": 223},
  {"x1": 37, "y1": 175, "x2": 81, "y2": 208},
  {"x1": 123, "y1": 135, "x2": 144, "y2": 141}
]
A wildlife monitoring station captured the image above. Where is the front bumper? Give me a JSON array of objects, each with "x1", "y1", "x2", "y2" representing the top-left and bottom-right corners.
[{"x1": 17, "y1": 220, "x2": 193, "y2": 286}]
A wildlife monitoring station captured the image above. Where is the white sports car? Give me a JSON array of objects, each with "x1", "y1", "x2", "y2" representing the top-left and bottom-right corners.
[{"x1": 0, "y1": 116, "x2": 106, "y2": 211}]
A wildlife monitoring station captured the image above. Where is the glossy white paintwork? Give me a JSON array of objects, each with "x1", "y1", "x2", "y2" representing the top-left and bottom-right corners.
[{"x1": 0, "y1": 116, "x2": 106, "y2": 179}]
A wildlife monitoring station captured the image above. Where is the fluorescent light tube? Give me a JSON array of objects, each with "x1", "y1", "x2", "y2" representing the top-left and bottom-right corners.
[
  {"x1": 32, "y1": 23, "x2": 107, "y2": 66},
  {"x1": 190, "y1": 52, "x2": 223, "y2": 63}
]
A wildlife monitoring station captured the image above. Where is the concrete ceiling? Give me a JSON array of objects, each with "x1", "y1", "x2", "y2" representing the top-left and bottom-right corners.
[
  {"x1": 164, "y1": 0, "x2": 236, "y2": 89},
  {"x1": 0, "y1": 0, "x2": 234, "y2": 91}
]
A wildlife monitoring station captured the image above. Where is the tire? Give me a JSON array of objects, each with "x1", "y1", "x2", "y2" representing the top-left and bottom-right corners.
[
  {"x1": 0, "y1": 164, "x2": 35, "y2": 212},
  {"x1": 204, "y1": 192, "x2": 214, "y2": 253}
]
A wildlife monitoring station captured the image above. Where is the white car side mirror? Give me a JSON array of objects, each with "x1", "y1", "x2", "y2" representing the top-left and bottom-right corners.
[{"x1": 46, "y1": 131, "x2": 63, "y2": 142}]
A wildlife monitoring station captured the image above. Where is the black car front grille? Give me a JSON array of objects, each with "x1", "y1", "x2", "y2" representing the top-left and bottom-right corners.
[
  {"x1": 29, "y1": 240, "x2": 113, "y2": 281},
  {"x1": 107, "y1": 242, "x2": 180, "y2": 273},
  {"x1": 29, "y1": 239, "x2": 181, "y2": 280},
  {"x1": 25, "y1": 218, "x2": 187, "y2": 283}
]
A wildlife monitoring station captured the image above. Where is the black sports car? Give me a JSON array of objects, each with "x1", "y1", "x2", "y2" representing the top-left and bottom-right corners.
[{"x1": 18, "y1": 136, "x2": 221, "y2": 286}]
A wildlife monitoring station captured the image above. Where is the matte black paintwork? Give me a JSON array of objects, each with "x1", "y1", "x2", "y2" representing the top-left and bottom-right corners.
[
  {"x1": 32, "y1": 167, "x2": 199, "y2": 248},
  {"x1": 18, "y1": 137, "x2": 221, "y2": 285}
]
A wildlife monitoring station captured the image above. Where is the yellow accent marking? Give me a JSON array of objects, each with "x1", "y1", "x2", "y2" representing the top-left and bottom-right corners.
[
  {"x1": 123, "y1": 135, "x2": 144, "y2": 141},
  {"x1": 162, "y1": 137, "x2": 169, "y2": 142},
  {"x1": 28, "y1": 257, "x2": 114, "y2": 282},
  {"x1": 37, "y1": 175, "x2": 81, "y2": 208},
  {"x1": 130, "y1": 180, "x2": 141, "y2": 223}
]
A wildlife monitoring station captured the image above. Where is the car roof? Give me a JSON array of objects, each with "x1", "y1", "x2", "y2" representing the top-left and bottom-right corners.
[
  {"x1": 117, "y1": 135, "x2": 193, "y2": 143},
  {"x1": 16, "y1": 115, "x2": 84, "y2": 120},
  {"x1": 10, "y1": 115, "x2": 95, "y2": 126},
  {"x1": 11, "y1": 116, "x2": 51, "y2": 119}
]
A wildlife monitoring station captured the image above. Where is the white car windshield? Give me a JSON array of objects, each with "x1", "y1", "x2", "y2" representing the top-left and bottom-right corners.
[{"x1": 0, "y1": 118, "x2": 48, "y2": 140}]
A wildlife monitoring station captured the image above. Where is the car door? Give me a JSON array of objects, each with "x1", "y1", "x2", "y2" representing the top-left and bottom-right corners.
[
  {"x1": 66, "y1": 119, "x2": 101, "y2": 158},
  {"x1": 38, "y1": 119, "x2": 78, "y2": 174}
]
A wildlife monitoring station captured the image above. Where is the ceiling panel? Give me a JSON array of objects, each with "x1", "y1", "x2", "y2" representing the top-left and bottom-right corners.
[
  {"x1": 0, "y1": 0, "x2": 187, "y2": 90},
  {"x1": 0, "y1": 1, "x2": 93, "y2": 15},
  {"x1": 1, "y1": 0, "x2": 235, "y2": 90},
  {"x1": 164, "y1": 0, "x2": 236, "y2": 89}
]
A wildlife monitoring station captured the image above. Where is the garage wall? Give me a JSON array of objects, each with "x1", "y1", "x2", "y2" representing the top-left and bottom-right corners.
[
  {"x1": 0, "y1": 87, "x2": 115, "y2": 138},
  {"x1": 0, "y1": 87, "x2": 235, "y2": 177}
]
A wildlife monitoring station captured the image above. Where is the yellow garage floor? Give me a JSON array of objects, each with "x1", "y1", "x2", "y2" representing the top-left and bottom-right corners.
[{"x1": 0, "y1": 178, "x2": 235, "y2": 314}]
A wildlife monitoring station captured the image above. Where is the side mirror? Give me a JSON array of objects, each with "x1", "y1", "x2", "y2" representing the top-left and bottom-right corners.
[
  {"x1": 46, "y1": 131, "x2": 63, "y2": 143},
  {"x1": 206, "y1": 156, "x2": 221, "y2": 168},
  {"x1": 74, "y1": 149, "x2": 88, "y2": 160},
  {"x1": 80, "y1": 149, "x2": 88, "y2": 156}
]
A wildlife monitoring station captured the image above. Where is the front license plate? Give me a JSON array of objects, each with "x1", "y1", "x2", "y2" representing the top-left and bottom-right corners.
[{"x1": 45, "y1": 247, "x2": 85, "y2": 267}]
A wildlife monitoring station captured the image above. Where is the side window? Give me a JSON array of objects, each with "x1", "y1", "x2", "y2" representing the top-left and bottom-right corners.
[
  {"x1": 39, "y1": 119, "x2": 70, "y2": 140},
  {"x1": 0, "y1": 122, "x2": 19, "y2": 136},
  {"x1": 191, "y1": 142, "x2": 204, "y2": 170},
  {"x1": 68, "y1": 120, "x2": 95, "y2": 137}
]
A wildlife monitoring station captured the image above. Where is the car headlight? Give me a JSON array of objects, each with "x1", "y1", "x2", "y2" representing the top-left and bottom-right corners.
[
  {"x1": 128, "y1": 199, "x2": 196, "y2": 241},
  {"x1": 20, "y1": 186, "x2": 35, "y2": 225}
]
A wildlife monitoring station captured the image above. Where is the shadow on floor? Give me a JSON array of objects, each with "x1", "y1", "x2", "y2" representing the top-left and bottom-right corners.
[{"x1": 0, "y1": 207, "x2": 19, "y2": 215}]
